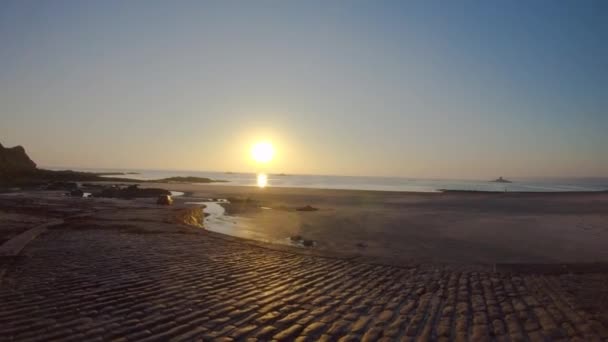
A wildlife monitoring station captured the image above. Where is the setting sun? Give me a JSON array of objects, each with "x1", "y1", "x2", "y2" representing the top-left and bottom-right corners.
[{"x1": 251, "y1": 142, "x2": 274, "y2": 163}]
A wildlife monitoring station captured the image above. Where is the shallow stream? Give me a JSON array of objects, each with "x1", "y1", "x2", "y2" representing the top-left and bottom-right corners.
[{"x1": 185, "y1": 200, "x2": 307, "y2": 248}]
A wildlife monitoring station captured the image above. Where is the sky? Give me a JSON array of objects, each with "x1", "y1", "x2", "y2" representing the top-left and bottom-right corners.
[{"x1": 1, "y1": 0, "x2": 606, "y2": 179}]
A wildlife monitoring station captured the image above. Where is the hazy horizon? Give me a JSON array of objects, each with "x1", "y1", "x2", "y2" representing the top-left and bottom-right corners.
[
  {"x1": 39, "y1": 164, "x2": 608, "y2": 182},
  {"x1": 2, "y1": 1, "x2": 607, "y2": 179}
]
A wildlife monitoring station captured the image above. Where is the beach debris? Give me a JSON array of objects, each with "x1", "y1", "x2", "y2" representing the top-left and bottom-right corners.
[
  {"x1": 296, "y1": 205, "x2": 319, "y2": 212},
  {"x1": 156, "y1": 195, "x2": 173, "y2": 205}
]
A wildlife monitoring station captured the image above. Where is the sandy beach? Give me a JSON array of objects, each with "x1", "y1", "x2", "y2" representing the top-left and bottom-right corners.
[
  {"x1": 135, "y1": 183, "x2": 608, "y2": 265},
  {"x1": 2, "y1": 187, "x2": 608, "y2": 341}
]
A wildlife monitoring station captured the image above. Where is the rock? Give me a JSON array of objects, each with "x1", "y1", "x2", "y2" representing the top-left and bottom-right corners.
[
  {"x1": 356, "y1": 242, "x2": 368, "y2": 248},
  {"x1": 0, "y1": 143, "x2": 37, "y2": 179},
  {"x1": 70, "y1": 189, "x2": 84, "y2": 197},
  {"x1": 157, "y1": 195, "x2": 173, "y2": 205},
  {"x1": 96, "y1": 185, "x2": 171, "y2": 199},
  {"x1": 171, "y1": 206, "x2": 203, "y2": 226},
  {"x1": 296, "y1": 205, "x2": 319, "y2": 211},
  {"x1": 290, "y1": 235, "x2": 303, "y2": 242},
  {"x1": 97, "y1": 186, "x2": 120, "y2": 198},
  {"x1": 81, "y1": 183, "x2": 105, "y2": 189},
  {"x1": 47, "y1": 182, "x2": 79, "y2": 190},
  {"x1": 0, "y1": 142, "x2": 145, "y2": 186},
  {"x1": 289, "y1": 235, "x2": 315, "y2": 247},
  {"x1": 302, "y1": 239, "x2": 315, "y2": 247}
]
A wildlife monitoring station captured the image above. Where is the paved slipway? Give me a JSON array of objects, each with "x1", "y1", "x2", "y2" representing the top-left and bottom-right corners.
[{"x1": 1, "y1": 193, "x2": 608, "y2": 341}]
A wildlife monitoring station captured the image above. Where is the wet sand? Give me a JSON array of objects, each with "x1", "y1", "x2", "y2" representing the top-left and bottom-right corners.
[
  {"x1": 3, "y1": 187, "x2": 608, "y2": 340},
  {"x1": 141, "y1": 183, "x2": 608, "y2": 265}
]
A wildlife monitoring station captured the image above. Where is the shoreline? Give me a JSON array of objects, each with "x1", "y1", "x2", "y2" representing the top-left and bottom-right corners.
[
  {"x1": 42, "y1": 166, "x2": 607, "y2": 193},
  {"x1": 152, "y1": 182, "x2": 608, "y2": 194},
  {"x1": 3, "y1": 185, "x2": 608, "y2": 265},
  {"x1": 140, "y1": 183, "x2": 608, "y2": 265},
  {"x1": 140, "y1": 181, "x2": 608, "y2": 196},
  {"x1": 2, "y1": 189, "x2": 608, "y2": 271},
  {"x1": 4, "y1": 179, "x2": 607, "y2": 197}
]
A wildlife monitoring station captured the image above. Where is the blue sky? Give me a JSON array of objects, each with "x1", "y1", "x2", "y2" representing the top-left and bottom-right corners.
[{"x1": 1, "y1": 0, "x2": 606, "y2": 178}]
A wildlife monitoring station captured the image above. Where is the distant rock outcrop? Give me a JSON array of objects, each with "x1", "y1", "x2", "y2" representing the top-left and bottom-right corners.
[
  {"x1": 0, "y1": 142, "x2": 227, "y2": 186},
  {"x1": 492, "y1": 176, "x2": 512, "y2": 183},
  {"x1": 0, "y1": 143, "x2": 37, "y2": 178}
]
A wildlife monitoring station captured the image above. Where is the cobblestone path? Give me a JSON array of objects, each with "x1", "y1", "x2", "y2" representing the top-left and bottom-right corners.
[{"x1": 1, "y1": 227, "x2": 607, "y2": 341}]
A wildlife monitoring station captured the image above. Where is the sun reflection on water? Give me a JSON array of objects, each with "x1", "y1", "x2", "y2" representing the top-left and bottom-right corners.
[{"x1": 257, "y1": 173, "x2": 268, "y2": 188}]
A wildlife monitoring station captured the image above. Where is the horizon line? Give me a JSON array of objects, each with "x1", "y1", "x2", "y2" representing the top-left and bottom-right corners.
[{"x1": 39, "y1": 165, "x2": 608, "y2": 182}]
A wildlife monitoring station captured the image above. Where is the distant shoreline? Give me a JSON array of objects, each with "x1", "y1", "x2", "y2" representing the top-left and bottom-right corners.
[
  {"x1": 6, "y1": 164, "x2": 607, "y2": 193},
  {"x1": 0, "y1": 169, "x2": 227, "y2": 188},
  {"x1": 438, "y1": 189, "x2": 608, "y2": 194},
  {"x1": 104, "y1": 171, "x2": 608, "y2": 193},
  {"x1": 3, "y1": 169, "x2": 606, "y2": 194},
  {"x1": 139, "y1": 182, "x2": 608, "y2": 197},
  {"x1": 93, "y1": 171, "x2": 141, "y2": 176}
]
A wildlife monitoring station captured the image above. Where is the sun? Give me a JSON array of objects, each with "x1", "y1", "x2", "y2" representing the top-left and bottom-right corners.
[{"x1": 251, "y1": 141, "x2": 274, "y2": 163}]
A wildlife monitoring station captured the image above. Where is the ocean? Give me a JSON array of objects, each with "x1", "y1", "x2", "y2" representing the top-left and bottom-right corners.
[{"x1": 46, "y1": 167, "x2": 608, "y2": 193}]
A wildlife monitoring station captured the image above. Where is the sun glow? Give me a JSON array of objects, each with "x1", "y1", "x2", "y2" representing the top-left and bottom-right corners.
[
  {"x1": 257, "y1": 173, "x2": 268, "y2": 188},
  {"x1": 251, "y1": 141, "x2": 274, "y2": 163}
]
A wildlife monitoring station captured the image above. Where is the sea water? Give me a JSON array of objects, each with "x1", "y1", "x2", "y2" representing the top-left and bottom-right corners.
[{"x1": 46, "y1": 167, "x2": 608, "y2": 192}]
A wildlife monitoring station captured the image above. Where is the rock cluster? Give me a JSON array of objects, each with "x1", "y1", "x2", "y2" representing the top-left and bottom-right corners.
[{"x1": 96, "y1": 184, "x2": 171, "y2": 199}]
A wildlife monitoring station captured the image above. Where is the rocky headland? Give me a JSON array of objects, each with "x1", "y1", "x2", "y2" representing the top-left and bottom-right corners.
[{"x1": 0, "y1": 143, "x2": 225, "y2": 189}]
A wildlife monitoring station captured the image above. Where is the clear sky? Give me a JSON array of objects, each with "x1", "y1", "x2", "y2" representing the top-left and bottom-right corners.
[{"x1": 1, "y1": 0, "x2": 606, "y2": 178}]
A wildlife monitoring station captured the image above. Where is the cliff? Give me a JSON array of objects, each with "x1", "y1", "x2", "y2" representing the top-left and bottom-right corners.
[
  {"x1": 0, "y1": 142, "x2": 225, "y2": 186},
  {"x1": 0, "y1": 143, "x2": 37, "y2": 178}
]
